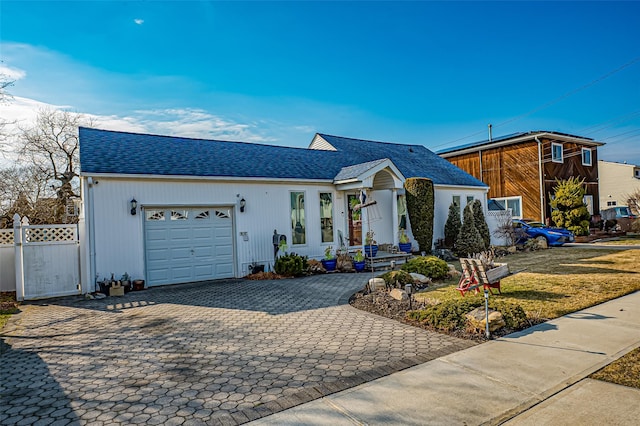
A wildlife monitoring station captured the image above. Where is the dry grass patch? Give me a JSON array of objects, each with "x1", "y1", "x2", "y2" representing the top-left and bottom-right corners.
[
  {"x1": 414, "y1": 248, "x2": 640, "y2": 320},
  {"x1": 595, "y1": 236, "x2": 640, "y2": 246},
  {"x1": 590, "y1": 347, "x2": 640, "y2": 389},
  {"x1": 0, "y1": 292, "x2": 19, "y2": 330}
]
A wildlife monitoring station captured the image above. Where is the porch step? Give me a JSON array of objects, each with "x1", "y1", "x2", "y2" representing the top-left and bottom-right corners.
[{"x1": 365, "y1": 251, "x2": 413, "y2": 271}]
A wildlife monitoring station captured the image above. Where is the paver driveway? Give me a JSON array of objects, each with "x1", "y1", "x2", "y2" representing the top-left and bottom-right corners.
[{"x1": 1, "y1": 274, "x2": 475, "y2": 425}]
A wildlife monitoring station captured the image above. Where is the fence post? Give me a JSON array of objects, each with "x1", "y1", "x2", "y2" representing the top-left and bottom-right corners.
[{"x1": 13, "y1": 214, "x2": 25, "y2": 301}]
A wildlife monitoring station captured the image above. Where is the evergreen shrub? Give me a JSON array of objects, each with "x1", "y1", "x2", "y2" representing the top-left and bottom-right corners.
[{"x1": 405, "y1": 178, "x2": 434, "y2": 254}]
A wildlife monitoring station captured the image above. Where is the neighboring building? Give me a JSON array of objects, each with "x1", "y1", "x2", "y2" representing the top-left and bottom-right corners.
[
  {"x1": 438, "y1": 131, "x2": 604, "y2": 223},
  {"x1": 78, "y1": 128, "x2": 488, "y2": 288},
  {"x1": 598, "y1": 160, "x2": 640, "y2": 215}
]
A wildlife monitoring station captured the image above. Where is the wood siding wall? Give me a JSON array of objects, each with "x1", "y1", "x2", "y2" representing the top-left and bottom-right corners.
[
  {"x1": 446, "y1": 141, "x2": 542, "y2": 221},
  {"x1": 541, "y1": 138, "x2": 599, "y2": 219},
  {"x1": 445, "y1": 137, "x2": 600, "y2": 223}
]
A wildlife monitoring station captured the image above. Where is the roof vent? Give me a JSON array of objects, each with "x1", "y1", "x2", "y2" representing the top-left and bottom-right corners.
[{"x1": 409, "y1": 147, "x2": 414, "y2": 153}]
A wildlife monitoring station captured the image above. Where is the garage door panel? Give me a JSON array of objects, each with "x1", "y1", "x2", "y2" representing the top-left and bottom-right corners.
[
  {"x1": 216, "y1": 264, "x2": 234, "y2": 275},
  {"x1": 147, "y1": 268, "x2": 170, "y2": 282},
  {"x1": 194, "y1": 264, "x2": 214, "y2": 280},
  {"x1": 145, "y1": 206, "x2": 235, "y2": 286},
  {"x1": 147, "y1": 248, "x2": 170, "y2": 262},
  {"x1": 171, "y1": 266, "x2": 193, "y2": 281},
  {"x1": 168, "y1": 228, "x2": 191, "y2": 240}
]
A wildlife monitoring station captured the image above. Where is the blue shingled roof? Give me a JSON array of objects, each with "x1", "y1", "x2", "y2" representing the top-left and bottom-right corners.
[
  {"x1": 79, "y1": 128, "x2": 486, "y2": 187},
  {"x1": 317, "y1": 134, "x2": 487, "y2": 187},
  {"x1": 79, "y1": 127, "x2": 344, "y2": 180}
]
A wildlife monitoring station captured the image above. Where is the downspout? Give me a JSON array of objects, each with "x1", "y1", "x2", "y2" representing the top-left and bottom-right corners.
[
  {"x1": 87, "y1": 177, "x2": 97, "y2": 292},
  {"x1": 535, "y1": 137, "x2": 545, "y2": 223}
]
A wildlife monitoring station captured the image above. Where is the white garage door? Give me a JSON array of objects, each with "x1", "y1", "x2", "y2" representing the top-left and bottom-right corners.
[{"x1": 144, "y1": 207, "x2": 234, "y2": 286}]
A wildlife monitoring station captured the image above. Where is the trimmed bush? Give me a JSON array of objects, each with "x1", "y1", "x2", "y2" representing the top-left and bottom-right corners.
[
  {"x1": 405, "y1": 178, "x2": 434, "y2": 254},
  {"x1": 401, "y1": 255, "x2": 449, "y2": 280},
  {"x1": 407, "y1": 298, "x2": 479, "y2": 332},
  {"x1": 379, "y1": 270, "x2": 414, "y2": 288},
  {"x1": 406, "y1": 297, "x2": 528, "y2": 333},
  {"x1": 454, "y1": 203, "x2": 485, "y2": 257},
  {"x1": 472, "y1": 200, "x2": 491, "y2": 249},
  {"x1": 550, "y1": 177, "x2": 591, "y2": 236},
  {"x1": 444, "y1": 202, "x2": 462, "y2": 248},
  {"x1": 274, "y1": 253, "x2": 307, "y2": 276}
]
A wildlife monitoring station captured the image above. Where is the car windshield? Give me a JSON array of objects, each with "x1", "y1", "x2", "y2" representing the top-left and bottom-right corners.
[
  {"x1": 618, "y1": 207, "x2": 631, "y2": 216},
  {"x1": 527, "y1": 222, "x2": 546, "y2": 228}
]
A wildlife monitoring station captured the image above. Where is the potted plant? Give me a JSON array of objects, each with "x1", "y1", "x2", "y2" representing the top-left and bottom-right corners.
[
  {"x1": 132, "y1": 279, "x2": 145, "y2": 291},
  {"x1": 398, "y1": 229, "x2": 412, "y2": 253},
  {"x1": 352, "y1": 249, "x2": 366, "y2": 272},
  {"x1": 121, "y1": 272, "x2": 131, "y2": 293},
  {"x1": 321, "y1": 246, "x2": 337, "y2": 271},
  {"x1": 365, "y1": 230, "x2": 378, "y2": 257}
]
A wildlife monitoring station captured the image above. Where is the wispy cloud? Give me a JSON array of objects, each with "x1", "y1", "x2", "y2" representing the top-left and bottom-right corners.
[
  {"x1": 134, "y1": 18, "x2": 144, "y2": 25},
  {"x1": 96, "y1": 108, "x2": 276, "y2": 143},
  {"x1": 0, "y1": 64, "x2": 26, "y2": 81}
]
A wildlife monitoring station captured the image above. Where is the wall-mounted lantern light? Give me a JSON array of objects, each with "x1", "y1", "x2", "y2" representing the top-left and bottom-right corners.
[
  {"x1": 239, "y1": 197, "x2": 246, "y2": 213},
  {"x1": 130, "y1": 198, "x2": 137, "y2": 216}
]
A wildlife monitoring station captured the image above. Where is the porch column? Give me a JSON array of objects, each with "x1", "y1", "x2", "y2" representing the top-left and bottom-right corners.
[{"x1": 391, "y1": 188, "x2": 399, "y2": 246}]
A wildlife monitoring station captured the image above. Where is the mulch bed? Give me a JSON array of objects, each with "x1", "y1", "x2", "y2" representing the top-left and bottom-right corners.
[{"x1": 349, "y1": 287, "x2": 536, "y2": 342}]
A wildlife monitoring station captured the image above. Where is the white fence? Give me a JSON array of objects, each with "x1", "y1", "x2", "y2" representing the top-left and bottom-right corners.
[
  {"x1": 1, "y1": 215, "x2": 81, "y2": 301},
  {"x1": 0, "y1": 229, "x2": 15, "y2": 292}
]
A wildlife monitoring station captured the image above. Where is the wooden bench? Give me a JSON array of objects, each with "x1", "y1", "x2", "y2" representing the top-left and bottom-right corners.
[{"x1": 456, "y1": 258, "x2": 509, "y2": 297}]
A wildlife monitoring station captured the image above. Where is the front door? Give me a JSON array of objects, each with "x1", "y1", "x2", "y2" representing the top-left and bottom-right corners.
[{"x1": 347, "y1": 194, "x2": 362, "y2": 246}]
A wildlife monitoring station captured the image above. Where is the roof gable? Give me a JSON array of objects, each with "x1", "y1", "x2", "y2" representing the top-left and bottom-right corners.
[{"x1": 315, "y1": 134, "x2": 487, "y2": 187}]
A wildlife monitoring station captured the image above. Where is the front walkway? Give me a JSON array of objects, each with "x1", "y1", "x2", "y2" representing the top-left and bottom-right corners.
[
  {"x1": 250, "y1": 290, "x2": 640, "y2": 425},
  {"x1": 0, "y1": 274, "x2": 473, "y2": 425}
]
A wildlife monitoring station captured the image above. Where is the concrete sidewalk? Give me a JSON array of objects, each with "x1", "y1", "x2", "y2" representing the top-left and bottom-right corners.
[{"x1": 250, "y1": 291, "x2": 640, "y2": 425}]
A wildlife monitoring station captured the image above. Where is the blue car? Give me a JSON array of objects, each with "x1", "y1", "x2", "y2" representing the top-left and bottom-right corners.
[{"x1": 512, "y1": 219, "x2": 575, "y2": 247}]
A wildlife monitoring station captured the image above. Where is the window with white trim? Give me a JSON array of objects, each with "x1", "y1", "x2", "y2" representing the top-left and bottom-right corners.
[
  {"x1": 492, "y1": 196, "x2": 522, "y2": 219},
  {"x1": 552, "y1": 143, "x2": 563, "y2": 163},
  {"x1": 319, "y1": 193, "x2": 334, "y2": 243},
  {"x1": 607, "y1": 201, "x2": 617, "y2": 207},
  {"x1": 290, "y1": 191, "x2": 306, "y2": 245},
  {"x1": 582, "y1": 148, "x2": 592, "y2": 166}
]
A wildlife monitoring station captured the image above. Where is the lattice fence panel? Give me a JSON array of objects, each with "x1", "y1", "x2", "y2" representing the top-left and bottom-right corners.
[
  {"x1": 0, "y1": 230, "x2": 14, "y2": 245},
  {"x1": 24, "y1": 226, "x2": 77, "y2": 243}
]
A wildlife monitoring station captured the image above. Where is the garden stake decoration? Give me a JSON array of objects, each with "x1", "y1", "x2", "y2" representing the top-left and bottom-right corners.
[
  {"x1": 484, "y1": 288, "x2": 490, "y2": 339},
  {"x1": 351, "y1": 189, "x2": 378, "y2": 282}
]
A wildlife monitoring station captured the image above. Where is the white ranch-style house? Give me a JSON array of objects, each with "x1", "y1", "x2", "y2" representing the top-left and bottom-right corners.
[{"x1": 78, "y1": 128, "x2": 488, "y2": 289}]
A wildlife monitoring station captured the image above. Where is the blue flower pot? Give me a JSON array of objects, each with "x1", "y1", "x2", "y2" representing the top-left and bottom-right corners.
[
  {"x1": 321, "y1": 258, "x2": 337, "y2": 271},
  {"x1": 399, "y1": 242, "x2": 412, "y2": 253},
  {"x1": 365, "y1": 244, "x2": 378, "y2": 258},
  {"x1": 353, "y1": 261, "x2": 366, "y2": 272}
]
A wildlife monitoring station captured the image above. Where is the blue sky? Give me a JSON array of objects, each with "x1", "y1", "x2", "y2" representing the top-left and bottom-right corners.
[{"x1": 2, "y1": 1, "x2": 640, "y2": 164}]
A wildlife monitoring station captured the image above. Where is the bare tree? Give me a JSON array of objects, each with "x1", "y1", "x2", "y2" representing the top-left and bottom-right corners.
[
  {"x1": 0, "y1": 165, "x2": 56, "y2": 227},
  {"x1": 626, "y1": 188, "x2": 640, "y2": 216},
  {"x1": 18, "y1": 108, "x2": 93, "y2": 212},
  {"x1": 0, "y1": 73, "x2": 15, "y2": 148}
]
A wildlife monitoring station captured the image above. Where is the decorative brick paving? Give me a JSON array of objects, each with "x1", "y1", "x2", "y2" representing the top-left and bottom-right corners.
[{"x1": 0, "y1": 274, "x2": 475, "y2": 425}]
